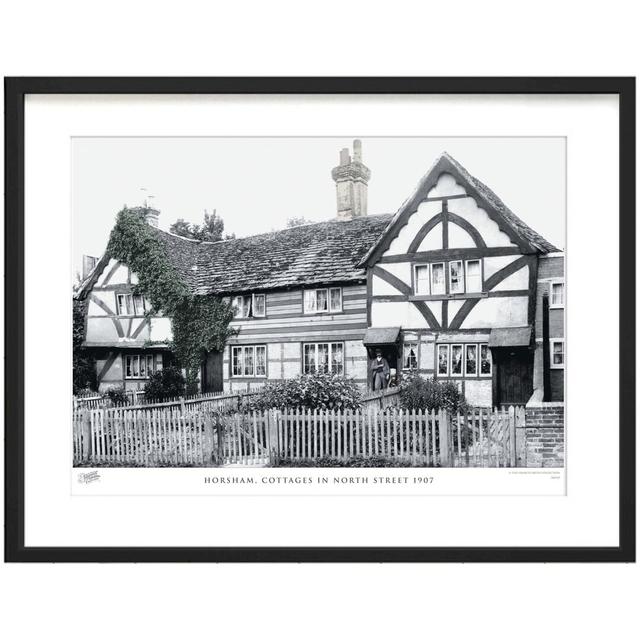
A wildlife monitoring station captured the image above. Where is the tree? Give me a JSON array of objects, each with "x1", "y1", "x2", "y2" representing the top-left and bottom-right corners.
[
  {"x1": 73, "y1": 298, "x2": 97, "y2": 393},
  {"x1": 169, "y1": 209, "x2": 235, "y2": 242},
  {"x1": 286, "y1": 216, "x2": 313, "y2": 228}
]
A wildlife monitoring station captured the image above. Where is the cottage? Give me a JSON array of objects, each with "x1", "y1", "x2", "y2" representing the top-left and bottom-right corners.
[{"x1": 76, "y1": 142, "x2": 564, "y2": 406}]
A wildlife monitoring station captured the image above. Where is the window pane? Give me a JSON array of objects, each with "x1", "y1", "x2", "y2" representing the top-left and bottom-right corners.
[
  {"x1": 415, "y1": 266, "x2": 430, "y2": 294},
  {"x1": 480, "y1": 344, "x2": 491, "y2": 375},
  {"x1": 139, "y1": 355, "x2": 147, "y2": 377},
  {"x1": 242, "y1": 296, "x2": 252, "y2": 318},
  {"x1": 330, "y1": 288, "x2": 342, "y2": 312},
  {"x1": 147, "y1": 355, "x2": 154, "y2": 375},
  {"x1": 450, "y1": 261, "x2": 464, "y2": 294},
  {"x1": 303, "y1": 290, "x2": 316, "y2": 313},
  {"x1": 318, "y1": 343, "x2": 329, "y2": 372},
  {"x1": 132, "y1": 355, "x2": 139, "y2": 377},
  {"x1": 244, "y1": 346, "x2": 254, "y2": 376},
  {"x1": 126, "y1": 295, "x2": 133, "y2": 315},
  {"x1": 255, "y1": 346, "x2": 266, "y2": 376},
  {"x1": 551, "y1": 282, "x2": 564, "y2": 306},
  {"x1": 465, "y1": 344, "x2": 478, "y2": 375},
  {"x1": 232, "y1": 347, "x2": 243, "y2": 376},
  {"x1": 331, "y1": 343, "x2": 344, "y2": 374},
  {"x1": 553, "y1": 342, "x2": 564, "y2": 364},
  {"x1": 431, "y1": 263, "x2": 445, "y2": 295},
  {"x1": 304, "y1": 344, "x2": 316, "y2": 374},
  {"x1": 126, "y1": 356, "x2": 132, "y2": 378},
  {"x1": 437, "y1": 345, "x2": 449, "y2": 375},
  {"x1": 253, "y1": 294, "x2": 266, "y2": 317},
  {"x1": 133, "y1": 295, "x2": 145, "y2": 316},
  {"x1": 232, "y1": 296, "x2": 243, "y2": 318},
  {"x1": 404, "y1": 343, "x2": 418, "y2": 369},
  {"x1": 466, "y1": 260, "x2": 482, "y2": 293},
  {"x1": 317, "y1": 289, "x2": 328, "y2": 312},
  {"x1": 451, "y1": 345, "x2": 463, "y2": 375}
]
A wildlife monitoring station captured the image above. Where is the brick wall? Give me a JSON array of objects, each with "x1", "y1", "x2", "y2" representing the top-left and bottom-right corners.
[{"x1": 521, "y1": 404, "x2": 565, "y2": 467}]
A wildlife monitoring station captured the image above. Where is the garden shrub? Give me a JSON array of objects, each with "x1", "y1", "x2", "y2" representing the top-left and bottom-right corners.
[
  {"x1": 245, "y1": 371, "x2": 362, "y2": 411},
  {"x1": 399, "y1": 372, "x2": 468, "y2": 413},
  {"x1": 105, "y1": 385, "x2": 128, "y2": 405},
  {"x1": 275, "y1": 455, "x2": 414, "y2": 468},
  {"x1": 144, "y1": 365, "x2": 186, "y2": 402}
]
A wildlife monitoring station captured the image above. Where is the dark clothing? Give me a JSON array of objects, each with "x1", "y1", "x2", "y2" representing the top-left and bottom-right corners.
[{"x1": 371, "y1": 357, "x2": 390, "y2": 390}]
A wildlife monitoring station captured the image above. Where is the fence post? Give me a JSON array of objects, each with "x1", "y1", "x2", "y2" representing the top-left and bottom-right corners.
[
  {"x1": 509, "y1": 406, "x2": 517, "y2": 467},
  {"x1": 439, "y1": 409, "x2": 450, "y2": 467},
  {"x1": 216, "y1": 415, "x2": 224, "y2": 463},
  {"x1": 267, "y1": 410, "x2": 280, "y2": 466},
  {"x1": 81, "y1": 409, "x2": 92, "y2": 463},
  {"x1": 515, "y1": 406, "x2": 527, "y2": 467},
  {"x1": 203, "y1": 412, "x2": 214, "y2": 466}
]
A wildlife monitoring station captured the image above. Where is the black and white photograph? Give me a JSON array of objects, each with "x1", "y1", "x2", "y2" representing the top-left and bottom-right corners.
[{"x1": 72, "y1": 136, "x2": 565, "y2": 472}]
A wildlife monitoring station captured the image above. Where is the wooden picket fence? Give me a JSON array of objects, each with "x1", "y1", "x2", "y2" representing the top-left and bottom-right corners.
[{"x1": 73, "y1": 405, "x2": 524, "y2": 468}]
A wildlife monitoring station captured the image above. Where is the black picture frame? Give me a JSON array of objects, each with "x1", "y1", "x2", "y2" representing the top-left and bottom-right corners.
[{"x1": 4, "y1": 76, "x2": 635, "y2": 563}]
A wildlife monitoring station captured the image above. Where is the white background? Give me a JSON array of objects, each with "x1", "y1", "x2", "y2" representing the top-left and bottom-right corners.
[{"x1": 1, "y1": 2, "x2": 638, "y2": 640}]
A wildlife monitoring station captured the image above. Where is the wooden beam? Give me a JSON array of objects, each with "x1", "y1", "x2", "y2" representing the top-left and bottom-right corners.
[{"x1": 378, "y1": 246, "x2": 526, "y2": 264}]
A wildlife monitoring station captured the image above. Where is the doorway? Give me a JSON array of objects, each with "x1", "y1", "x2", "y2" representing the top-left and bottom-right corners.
[
  {"x1": 494, "y1": 347, "x2": 533, "y2": 406},
  {"x1": 202, "y1": 350, "x2": 223, "y2": 392},
  {"x1": 367, "y1": 345, "x2": 399, "y2": 391}
]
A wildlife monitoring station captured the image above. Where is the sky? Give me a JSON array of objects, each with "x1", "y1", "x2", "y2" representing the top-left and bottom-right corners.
[{"x1": 72, "y1": 136, "x2": 565, "y2": 277}]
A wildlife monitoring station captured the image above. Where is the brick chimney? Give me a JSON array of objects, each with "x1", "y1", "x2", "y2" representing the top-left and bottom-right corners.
[
  {"x1": 128, "y1": 205, "x2": 160, "y2": 228},
  {"x1": 331, "y1": 139, "x2": 371, "y2": 219}
]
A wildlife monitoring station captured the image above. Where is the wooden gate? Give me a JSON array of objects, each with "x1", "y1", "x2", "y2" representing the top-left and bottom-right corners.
[{"x1": 216, "y1": 412, "x2": 274, "y2": 465}]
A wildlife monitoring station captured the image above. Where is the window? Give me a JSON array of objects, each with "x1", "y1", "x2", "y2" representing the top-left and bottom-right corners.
[
  {"x1": 550, "y1": 339, "x2": 565, "y2": 368},
  {"x1": 465, "y1": 259, "x2": 482, "y2": 293},
  {"x1": 403, "y1": 342, "x2": 418, "y2": 370},
  {"x1": 232, "y1": 294, "x2": 266, "y2": 319},
  {"x1": 437, "y1": 344, "x2": 449, "y2": 375},
  {"x1": 303, "y1": 342, "x2": 344, "y2": 374},
  {"x1": 116, "y1": 293, "x2": 146, "y2": 316},
  {"x1": 413, "y1": 260, "x2": 484, "y2": 295},
  {"x1": 480, "y1": 344, "x2": 492, "y2": 376},
  {"x1": 303, "y1": 288, "x2": 342, "y2": 314},
  {"x1": 431, "y1": 263, "x2": 446, "y2": 295},
  {"x1": 550, "y1": 281, "x2": 565, "y2": 308},
  {"x1": 437, "y1": 342, "x2": 491, "y2": 378},
  {"x1": 465, "y1": 344, "x2": 478, "y2": 376},
  {"x1": 450, "y1": 344, "x2": 463, "y2": 377},
  {"x1": 415, "y1": 265, "x2": 430, "y2": 294},
  {"x1": 449, "y1": 260, "x2": 464, "y2": 294},
  {"x1": 231, "y1": 345, "x2": 267, "y2": 377},
  {"x1": 124, "y1": 354, "x2": 155, "y2": 379}
]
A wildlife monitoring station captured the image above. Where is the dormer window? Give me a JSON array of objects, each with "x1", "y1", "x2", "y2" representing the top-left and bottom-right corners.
[
  {"x1": 232, "y1": 293, "x2": 266, "y2": 319},
  {"x1": 303, "y1": 287, "x2": 342, "y2": 314}
]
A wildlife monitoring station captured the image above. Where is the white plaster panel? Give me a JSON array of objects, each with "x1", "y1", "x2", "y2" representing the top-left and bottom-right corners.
[
  {"x1": 384, "y1": 200, "x2": 442, "y2": 256},
  {"x1": 464, "y1": 379, "x2": 492, "y2": 407},
  {"x1": 448, "y1": 197, "x2": 516, "y2": 248},
  {"x1": 130, "y1": 271, "x2": 139, "y2": 285},
  {"x1": 426, "y1": 173, "x2": 467, "y2": 198},
  {"x1": 267, "y1": 343, "x2": 281, "y2": 360},
  {"x1": 381, "y1": 261, "x2": 412, "y2": 285},
  {"x1": 417, "y1": 222, "x2": 443, "y2": 251},
  {"x1": 85, "y1": 317, "x2": 120, "y2": 342},
  {"x1": 420, "y1": 340, "x2": 435, "y2": 370},
  {"x1": 490, "y1": 266, "x2": 529, "y2": 291},
  {"x1": 283, "y1": 343, "x2": 301, "y2": 360},
  {"x1": 87, "y1": 297, "x2": 109, "y2": 316},
  {"x1": 148, "y1": 317, "x2": 172, "y2": 341},
  {"x1": 283, "y1": 360, "x2": 301, "y2": 379},
  {"x1": 483, "y1": 255, "x2": 521, "y2": 279},
  {"x1": 372, "y1": 273, "x2": 402, "y2": 296},
  {"x1": 447, "y1": 300, "x2": 465, "y2": 324},
  {"x1": 448, "y1": 223, "x2": 476, "y2": 249},
  {"x1": 425, "y1": 300, "x2": 442, "y2": 326},
  {"x1": 371, "y1": 301, "x2": 429, "y2": 329},
  {"x1": 461, "y1": 297, "x2": 528, "y2": 328}
]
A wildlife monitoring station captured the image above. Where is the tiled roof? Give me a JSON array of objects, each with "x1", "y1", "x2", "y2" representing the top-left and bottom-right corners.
[{"x1": 153, "y1": 214, "x2": 393, "y2": 295}]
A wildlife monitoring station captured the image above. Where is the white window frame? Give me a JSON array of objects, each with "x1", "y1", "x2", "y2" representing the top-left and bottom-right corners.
[
  {"x1": 232, "y1": 294, "x2": 266, "y2": 319},
  {"x1": 116, "y1": 293, "x2": 146, "y2": 316},
  {"x1": 402, "y1": 342, "x2": 419, "y2": 370},
  {"x1": 449, "y1": 260, "x2": 465, "y2": 294},
  {"x1": 464, "y1": 343, "x2": 478, "y2": 377},
  {"x1": 437, "y1": 344, "x2": 449, "y2": 376},
  {"x1": 450, "y1": 343, "x2": 464, "y2": 378},
  {"x1": 124, "y1": 354, "x2": 155, "y2": 380},
  {"x1": 549, "y1": 280, "x2": 565, "y2": 309},
  {"x1": 302, "y1": 341, "x2": 344, "y2": 374},
  {"x1": 430, "y1": 262, "x2": 446, "y2": 295},
  {"x1": 414, "y1": 264, "x2": 431, "y2": 295},
  {"x1": 550, "y1": 338, "x2": 565, "y2": 369},
  {"x1": 465, "y1": 259, "x2": 483, "y2": 293},
  {"x1": 479, "y1": 343, "x2": 492, "y2": 377},
  {"x1": 303, "y1": 288, "x2": 342, "y2": 314},
  {"x1": 230, "y1": 345, "x2": 267, "y2": 377}
]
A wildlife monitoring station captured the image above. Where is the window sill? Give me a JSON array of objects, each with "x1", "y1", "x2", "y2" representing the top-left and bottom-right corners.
[{"x1": 409, "y1": 292, "x2": 486, "y2": 301}]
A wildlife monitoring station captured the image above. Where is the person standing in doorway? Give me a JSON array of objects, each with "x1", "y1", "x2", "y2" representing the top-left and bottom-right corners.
[{"x1": 371, "y1": 349, "x2": 390, "y2": 391}]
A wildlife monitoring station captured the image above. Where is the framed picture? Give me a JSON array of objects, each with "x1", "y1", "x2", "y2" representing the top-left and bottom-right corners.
[{"x1": 4, "y1": 77, "x2": 635, "y2": 562}]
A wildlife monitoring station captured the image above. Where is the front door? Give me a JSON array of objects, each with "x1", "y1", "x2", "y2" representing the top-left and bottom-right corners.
[
  {"x1": 203, "y1": 350, "x2": 223, "y2": 392},
  {"x1": 367, "y1": 345, "x2": 399, "y2": 390},
  {"x1": 495, "y1": 347, "x2": 532, "y2": 406}
]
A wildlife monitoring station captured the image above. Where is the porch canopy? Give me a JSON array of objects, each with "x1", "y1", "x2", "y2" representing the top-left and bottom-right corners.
[
  {"x1": 488, "y1": 326, "x2": 532, "y2": 348},
  {"x1": 363, "y1": 327, "x2": 401, "y2": 346}
]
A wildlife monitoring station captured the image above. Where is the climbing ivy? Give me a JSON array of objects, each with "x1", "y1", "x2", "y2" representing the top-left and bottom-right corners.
[{"x1": 107, "y1": 208, "x2": 236, "y2": 391}]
